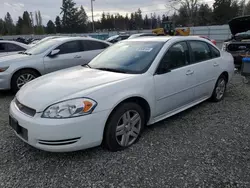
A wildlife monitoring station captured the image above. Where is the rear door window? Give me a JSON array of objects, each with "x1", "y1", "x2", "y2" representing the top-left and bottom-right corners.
[
  {"x1": 81, "y1": 40, "x2": 109, "y2": 51},
  {"x1": 189, "y1": 41, "x2": 212, "y2": 63},
  {"x1": 0, "y1": 43, "x2": 7, "y2": 52},
  {"x1": 7, "y1": 43, "x2": 25, "y2": 51}
]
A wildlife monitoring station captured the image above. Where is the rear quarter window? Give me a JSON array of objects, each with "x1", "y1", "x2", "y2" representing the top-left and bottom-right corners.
[
  {"x1": 210, "y1": 45, "x2": 220, "y2": 58},
  {"x1": 82, "y1": 40, "x2": 110, "y2": 51},
  {"x1": 189, "y1": 41, "x2": 212, "y2": 63}
]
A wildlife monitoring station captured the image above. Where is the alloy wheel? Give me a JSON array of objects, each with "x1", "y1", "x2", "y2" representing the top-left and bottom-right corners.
[
  {"x1": 115, "y1": 110, "x2": 141, "y2": 147},
  {"x1": 16, "y1": 73, "x2": 36, "y2": 89},
  {"x1": 215, "y1": 79, "x2": 226, "y2": 100}
]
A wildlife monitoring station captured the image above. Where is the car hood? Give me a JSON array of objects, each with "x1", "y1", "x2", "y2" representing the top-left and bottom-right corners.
[
  {"x1": 0, "y1": 53, "x2": 32, "y2": 63},
  {"x1": 17, "y1": 66, "x2": 135, "y2": 112},
  {"x1": 228, "y1": 16, "x2": 250, "y2": 36}
]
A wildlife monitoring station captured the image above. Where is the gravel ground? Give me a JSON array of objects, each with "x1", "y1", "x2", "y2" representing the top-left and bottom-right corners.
[{"x1": 0, "y1": 74, "x2": 250, "y2": 188}]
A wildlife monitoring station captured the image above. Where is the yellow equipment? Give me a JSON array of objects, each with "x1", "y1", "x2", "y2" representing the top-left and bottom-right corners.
[{"x1": 152, "y1": 21, "x2": 190, "y2": 36}]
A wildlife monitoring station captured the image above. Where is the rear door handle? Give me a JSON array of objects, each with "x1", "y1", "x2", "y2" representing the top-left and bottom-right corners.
[
  {"x1": 74, "y1": 55, "x2": 81, "y2": 59},
  {"x1": 213, "y1": 62, "x2": 219, "y2": 67},
  {"x1": 186, "y1": 70, "x2": 194, "y2": 75}
]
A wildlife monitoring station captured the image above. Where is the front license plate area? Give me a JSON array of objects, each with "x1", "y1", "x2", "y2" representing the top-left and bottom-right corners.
[{"x1": 9, "y1": 116, "x2": 28, "y2": 141}]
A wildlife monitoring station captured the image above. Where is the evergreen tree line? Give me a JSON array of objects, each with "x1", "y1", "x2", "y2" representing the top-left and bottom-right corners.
[{"x1": 0, "y1": 0, "x2": 250, "y2": 35}]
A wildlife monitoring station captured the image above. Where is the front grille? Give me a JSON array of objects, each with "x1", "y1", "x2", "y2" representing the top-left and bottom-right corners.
[
  {"x1": 227, "y1": 43, "x2": 250, "y2": 51},
  {"x1": 38, "y1": 137, "x2": 81, "y2": 146},
  {"x1": 15, "y1": 99, "x2": 36, "y2": 117}
]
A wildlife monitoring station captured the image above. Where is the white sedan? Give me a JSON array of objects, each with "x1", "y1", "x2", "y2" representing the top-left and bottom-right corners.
[
  {"x1": 0, "y1": 40, "x2": 30, "y2": 57},
  {"x1": 9, "y1": 36, "x2": 234, "y2": 152}
]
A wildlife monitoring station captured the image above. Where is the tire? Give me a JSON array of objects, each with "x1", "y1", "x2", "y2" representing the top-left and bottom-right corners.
[
  {"x1": 103, "y1": 102, "x2": 145, "y2": 152},
  {"x1": 210, "y1": 75, "x2": 227, "y2": 102},
  {"x1": 11, "y1": 69, "x2": 39, "y2": 93}
]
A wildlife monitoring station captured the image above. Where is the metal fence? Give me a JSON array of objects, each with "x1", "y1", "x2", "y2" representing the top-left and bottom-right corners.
[{"x1": 0, "y1": 24, "x2": 231, "y2": 48}]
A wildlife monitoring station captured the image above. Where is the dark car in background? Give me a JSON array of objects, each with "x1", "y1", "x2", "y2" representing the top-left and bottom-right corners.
[
  {"x1": 106, "y1": 33, "x2": 130, "y2": 43},
  {"x1": 222, "y1": 16, "x2": 250, "y2": 69}
]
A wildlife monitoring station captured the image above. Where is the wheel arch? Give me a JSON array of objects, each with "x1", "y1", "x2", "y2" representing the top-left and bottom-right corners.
[
  {"x1": 220, "y1": 71, "x2": 229, "y2": 83},
  {"x1": 10, "y1": 67, "x2": 42, "y2": 89},
  {"x1": 11, "y1": 67, "x2": 41, "y2": 82},
  {"x1": 102, "y1": 96, "x2": 151, "y2": 140}
]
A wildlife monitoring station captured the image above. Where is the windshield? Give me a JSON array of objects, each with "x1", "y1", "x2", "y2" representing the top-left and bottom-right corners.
[
  {"x1": 88, "y1": 41, "x2": 164, "y2": 74},
  {"x1": 25, "y1": 39, "x2": 59, "y2": 55}
]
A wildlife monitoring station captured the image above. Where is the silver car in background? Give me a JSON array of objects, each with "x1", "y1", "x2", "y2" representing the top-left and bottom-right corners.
[
  {"x1": 0, "y1": 37, "x2": 111, "y2": 92},
  {"x1": 0, "y1": 40, "x2": 30, "y2": 57},
  {"x1": 28, "y1": 36, "x2": 64, "y2": 47}
]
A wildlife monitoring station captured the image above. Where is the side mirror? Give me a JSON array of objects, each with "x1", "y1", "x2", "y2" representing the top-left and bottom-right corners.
[{"x1": 50, "y1": 49, "x2": 60, "y2": 57}]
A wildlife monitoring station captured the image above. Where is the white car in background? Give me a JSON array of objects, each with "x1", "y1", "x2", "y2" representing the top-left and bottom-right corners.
[
  {"x1": 0, "y1": 40, "x2": 30, "y2": 57},
  {"x1": 0, "y1": 37, "x2": 111, "y2": 92},
  {"x1": 9, "y1": 36, "x2": 234, "y2": 152},
  {"x1": 28, "y1": 36, "x2": 63, "y2": 47}
]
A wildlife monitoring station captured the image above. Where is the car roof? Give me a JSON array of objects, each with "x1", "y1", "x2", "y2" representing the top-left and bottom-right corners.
[
  {"x1": 0, "y1": 40, "x2": 29, "y2": 48},
  {"x1": 51, "y1": 36, "x2": 112, "y2": 44},
  {"x1": 126, "y1": 36, "x2": 208, "y2": 42}
]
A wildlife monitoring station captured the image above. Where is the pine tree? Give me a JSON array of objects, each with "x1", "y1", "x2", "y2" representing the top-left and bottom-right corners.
[
  {"x1": 0, "y1": 19, "x2": 5, "y2": 35},
  {"x1": 77, "y1": 6, "x2": 88, "y2": 32},
  {"x1": 60, "y1": 0, "x2": 78, "y2": 33},
  {"x1": 4, "y1": 12, "x2": 15, "y2": 35},
  {"x1": 55, "y1": 16, "x2": 62, "y2": 33},
  {"x1": 22, "y1": 11, "x2": 32, "y2": 34},
  {"x1": 46, "y1": 20, "x2": 56, "y2": 33}
]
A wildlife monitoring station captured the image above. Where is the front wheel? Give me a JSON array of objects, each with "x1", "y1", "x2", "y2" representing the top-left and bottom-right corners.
[
  {"x1": 210, "y1": 75, "x2": 227, "y2": 102},
  {"x1": 103, "y1": 102, "x2": 145, "y2": 151},
  {"x1": 11, "y1": 69, "x2": 39, "y2": 93}
]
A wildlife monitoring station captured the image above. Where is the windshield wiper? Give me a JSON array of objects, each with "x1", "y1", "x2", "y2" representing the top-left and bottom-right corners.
[
  {"x1": 95, "y1": 67, "x2": 127, "y2": 73},
  {"x1": 18, "y1": 51, "x2": 32, "y2": 55},
  {"x1": 82, "y1": 64, "x2": 91, "y2": 68}
]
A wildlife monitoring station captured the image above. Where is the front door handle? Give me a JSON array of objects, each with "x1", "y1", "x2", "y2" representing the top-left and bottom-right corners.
[
  {"x1": 213, "y1": 62, "x2": 219, "y2": 67},
  {"x1": 74, "y1": 55, "x2": 81, "y2": 59},
  {"x1": 186, "y1": 70, "x2": 194, "y2": 75}
]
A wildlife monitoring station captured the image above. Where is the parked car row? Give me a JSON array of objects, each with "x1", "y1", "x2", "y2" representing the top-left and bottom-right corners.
[
  {"x1": 0, "y1": 36, "x2": 111, "y2": 92},
  {"x1": 6, "y1": 35, "x2": 234, "y2": 152}
]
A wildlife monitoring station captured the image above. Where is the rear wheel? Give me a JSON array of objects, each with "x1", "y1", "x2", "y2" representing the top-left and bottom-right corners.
[
  {"x1": 103, "y1": 102, "x2": 145, "y2": 151},
  {"x1": 11, "y1": 69, "x2": 39, "y2": 93},
  {"x1": 210, "y1": 75, "x2": 227, "y2": 102}
]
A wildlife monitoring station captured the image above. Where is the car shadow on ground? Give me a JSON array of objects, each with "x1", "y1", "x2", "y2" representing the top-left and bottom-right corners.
[{"x1": 0, "y1": 90, "x2": 14, "y2": 97}]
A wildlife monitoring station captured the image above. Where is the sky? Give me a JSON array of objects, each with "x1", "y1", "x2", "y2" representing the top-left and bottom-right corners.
[{"x1": 0, "y1": 0, "x2": 214, "y2": 24}]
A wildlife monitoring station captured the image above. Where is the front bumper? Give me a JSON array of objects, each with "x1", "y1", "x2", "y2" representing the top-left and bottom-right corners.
[
  {"x1": 0, "y1": 72, "x2": 11, "y2": 90},
  {"x1": 9, "y1": 100, "x2": 111, "y2": 152}
]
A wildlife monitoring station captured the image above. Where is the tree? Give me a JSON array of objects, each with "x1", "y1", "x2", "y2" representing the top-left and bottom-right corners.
[
  {"x1": 16, "y1": 17, "x2": 23, "y2": 34},
  {"x1": 46, "y1": 20, "x2": 56, "y2": 33},
  {"x1": 213, "y1": 0, "x2": 239, "y2": 24},
  {"x1": 196, "y1": 4, "x2": 213, "y2": 26},
  {"x1": 167, "y1": 0, "x2": 200, "y2": 25},
  {"x1": 76, "y1": 6, "x2": 88, "y2": 32},
  {"x1": 135, "y1": 9, "x2": 143, "y2": 29},
  {"x1": 144, "y1": 14, "x2": 150, "y2": 29},
  {"x1": 55, "y1": 16, "x2": 62, "y2": 33},
  {"x1": 34, "y1": 11, "x2": 44, "y2": 34},
  {"x1": 4, "y1": 12, "x2": 15, "y2": 34},
  {"x1": 157, "y1": 15, "x2": 161, "y2": 28},
  {"x1": 0, "y1": 19, "x2": 5, "y2": 35},
  {"x1": 30, "y1": 12, "x2": 34, "y2": 33},
  {"x1": 244, "y1": 0, "x2": 250, "y2": 15},
  {"x1": 60, "y1": 0, "x2": 78, "y2": 33},
  {"x1": 22, "y1": 11, "x2": 32, "y2": 34}
]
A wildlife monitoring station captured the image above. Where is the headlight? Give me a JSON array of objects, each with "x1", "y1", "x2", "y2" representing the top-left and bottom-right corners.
[
  {"x1": 41, "y1": 98, "x2": 97, "y2": 119},
  {"x1": 0, "y1": 67, "x2": 9, "y2": 72}
]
